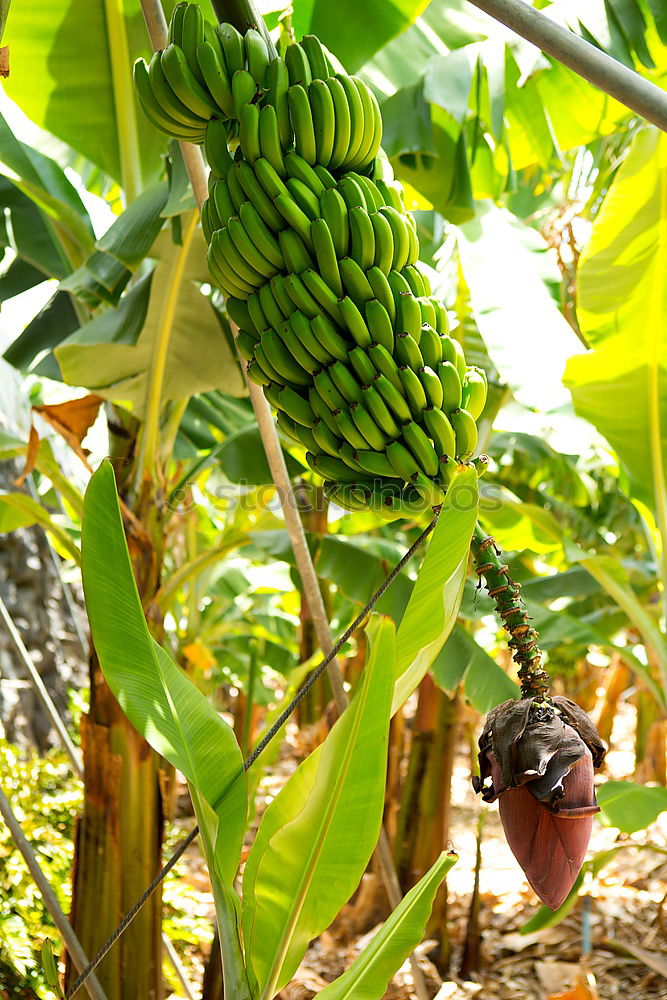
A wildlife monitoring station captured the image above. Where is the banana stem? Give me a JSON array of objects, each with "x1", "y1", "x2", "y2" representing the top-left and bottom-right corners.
[
  {"x1": 208, "y1": 0, "x2": 277, "y2": 56},
  {"x1": 471, "y1": 523, "x2": 550, "y2": 700}
]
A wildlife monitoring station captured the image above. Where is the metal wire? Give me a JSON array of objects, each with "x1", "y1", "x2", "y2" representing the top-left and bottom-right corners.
[{"x1": 65, "y1": 509, "x2": 440, "y2": 998}]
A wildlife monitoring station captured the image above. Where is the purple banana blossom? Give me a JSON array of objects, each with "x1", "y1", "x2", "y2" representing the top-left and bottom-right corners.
[{"x1": 473, "y1": 696, "x2": 606, "y2": 910}]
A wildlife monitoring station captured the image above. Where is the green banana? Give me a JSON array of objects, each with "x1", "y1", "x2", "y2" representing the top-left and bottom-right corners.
[
  {"x1": 218, "y1": 226, "x2": 264, "y2": 287},
  {"x1": 309, "y1": 79, "x2": 335, "y2": 166},
  {"x1": 265, "y1": 57, "x2": 291, "y2": 146},
  {"x1": 354, "y1": 450, "x2": 397, "y2": 478},
  {"x1": 366, "y1": 267, "x2": 396, "y2": 323},
  {"x1": 147, "y1": 51, "x2": 207, "y2": 130},
  {"x1": 285, "y1": 177, "x2": 321, "y2": 220},
  {"x1": 325, "y1": 482, "x2": 374, "y2": 509},
  {"x1": 263, "y1": 381, "x2": 284, "y2": 408},
  {"x1": 246, "y1": 358, "x2": 270, "y2": 386},
  {"x1": 396, "y1": 290, "x2": 422, "y2": 341},
  {"x1": 284, "y1": 151, "x2": 326, "y2": 197},
  {"x1": 402, "y1": 421, "x2": 439, "y2": 477},
  {"x1": 227, "y1": 215, "x2": 276, "y2": 279},
  {"x1": 277, "y1": 385, "x2": 315, "y2": 426},
  {"x1": 313, "y1": 164, "x2": 336, "y2": 189},
  {"x1": 254, "y1": 346, "x2": 284, "y2": 385},
  {"x1": 350, "y1": 400, "x2": 387, "y2": 450},
  {"x1": 235, "y1": 161, "x2": 285, "y2": 232},
  {"x1": 461, "y1": 368, "x2": 488, "y2": 420},
  {"x1": 310, "y1": 313, "x2": 349, "y2": 362},
  {"x1": 261, "y1": 328, "x2": 311, "y2": 386},
  {"x1": 418, "y1": 298, "x2": 438, "y2": 329},
  {"x1": 338, "y1": 295, "x2": 372, "y2": 348},
  {"x1": 386, "y1": 268, "x2": 412, "y2": 307},
  {"x1": 245, "y1": 292, "x2": 269, "y2": 334},
  {"x1": 274, "y1": 192, "x2": 314, "y2": 248},
  {"x1": 211, "y1": 179, "x2": 235, "y2": 229},
  {"x1": 290, "y1": 310, "x2": 335, "y2": 365},
  {"x1": 339, "y1": 442, "x2": 367, "y2": 473},
  {"x1": 226, "y1": 164, "x2": 246, "y2": 212},
  {"x1": 332, "y1": 408, "x2": 369, "y2": 450},
  {"x1": 347, "y1": 76, "x2": 380, "y2": 171},
  {"x1": 235, "y1": 329, "x2": 258, "y2": 361},
  {"x1": 179, "y1": 3, "x2": 206, "y2": 81},
  {"x1": 361, "y1": 384, "x2": 401, "y2": 437},
  {"x1": 434, "y1": 301, "x2": 450, "y2": 336},
  {"x1": 348, "y1": 346, "x2": 376, "y2": 385},
  {"x1": 238, "y1": 200, "x2": 284, "y2": 269},
  {"x1": 312, "y1": 418, "x2": 343, "y2": 457},
  {"x1": 329, "y1": 361, "x2": 363, "y2": 403},
  {"x1": 232, "y1": 68, "x2": 257, "y2": 115},
  {"x1": 375, "y1": 178, "x2": 404, "y2": 214},
  {"x1": 278, "y1": 229, "x2": 314, "y2": 273},
  {"x1": 339, "y1": 257, "x2": 374, "y2": 308},
  {"x1": 244, "y1": 28, "x2": 270, "y2": 86},
  {"x1": 195, "y1": 42, "x2": 235, "y2": 117},
  {"x1": 169, "y1": 3, "x2": 187, "y2": 45},
  {"x1": 364, "y1": 298, "x2": 394, "y2": 353},
  {"x1": 301, "y1": 269, "x2": 345, "y2": 326},
  {"x1": 368, "y1": 343, "x2": 402, "y2": 390},
  {"x1": 277, "y1": 320, "x2": 320, "y2": 374},
  {"x1": 319, "y1": 187, "x2": 348, "y2": 257},
  {"x1": 217, "y1": 22, "x2": 245, "y2": 77},
  {"x1": 369, "y1": 210, "x2": 394, "y2": 273},
  {"x1": 285, "y1": 42, "x2": 312, "y2": 87},
  {"x1": 259, "y1": 282, "x2": 287, "y2": 329},
  {"x1": 310, "y1": 218, "x2": 343, "y2": 297},
  {"x1": 379, "y1": 206, "x2": 410, "y2": 271},
  {"x1": 270, "y1": 275, "x2": 295, "y2": 317},
  {"x1": 372, "y1": 372, "x2": 412, "y2": 423},
  {"x1": 451, "y1": 407, "x2": 478, "y2": 459},
  {"x1": 161, "y1": 44, "x2": 218, "y2": 118},
  {"x1": 386, "y1": 440, "x2": 420, "y2": 481},
  {"x1": 395, "y1": 332, "x2": 423, "y2": 371},
  {"x1": 423, "y1": 406, "x2": 456, "y2": 459},
  {"x1": 349, "y1": 206, "x2": 375, "y2": 271},
  {"x1": 258, "y1": 104, "x2": 286, "y2": 175},
  {"x1": 288, "y1": 84, "x2": 317, "y2": 166},
  {"x1": 276, "y1": 410, "x2": 301, "y2": 442},
  {"x1": 135, "y1": 60, "x2": 205, "y2": 141},
  {"x1": 293, "y1": 422, "x2": 320, "y2": 453},
  {"x1": 398, "y1": 364, "x2": 427, "y2": 417},
  {"x1": 325, "y1": 76, "x2": 352, "y2": 171},
  {"x1": 314, "y1": 368, "x2": 347, "y2": 411},
  {"x1": 227, "y1": 295, "x2": 256, "y2": 335},
  {"x1": 337, "y1": 174, "x2": 366, "y2": 213},
  {"x1": 239, "y1": 102, "x2": 261, "y2": 161},
  {"x1": 309, "y1": 389, "x2": 341, "y2": 436},
  {"x1": 204, "y1": 124, "x2": 234, "y2": 181},
  {"x1": 418, "y1": 324, "x2": 443, "y2": 368},
  {"x1": 419, "y1": 366, "x2": 444, "y2": 409},
  {"x1": 208, "y1": 234, "x2": 253, "y2": 297},
  {"x1": 300, "y1": 34, "x2": 332, "y2": 80},
  {"x1": 437, "y1": 361, "x2": 462, "y2": 411},
  {"x1": 355, "y1": 174, "x2": 385, "y2": 212},
  {"x1": 284, "y1": 272, "x2": 319, "y2": 316},
  {"x1": 336, "y1": 73, "x2": 364, "y2": 167}
]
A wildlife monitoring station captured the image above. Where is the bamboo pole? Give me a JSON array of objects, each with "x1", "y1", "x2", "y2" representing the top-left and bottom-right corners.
[{"x1": 467, "y1": 0, "x2": 667, "y2": 132}]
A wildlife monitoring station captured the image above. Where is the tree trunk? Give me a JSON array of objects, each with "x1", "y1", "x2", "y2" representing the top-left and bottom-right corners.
[{"x1": 394, "y1": 674, "x2": 459, "y2": 971}]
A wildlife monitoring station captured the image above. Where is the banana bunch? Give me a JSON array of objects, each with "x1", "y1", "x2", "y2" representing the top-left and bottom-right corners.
[{"x1": 135, "y1": 2, "x2": 489, "y2": 517}]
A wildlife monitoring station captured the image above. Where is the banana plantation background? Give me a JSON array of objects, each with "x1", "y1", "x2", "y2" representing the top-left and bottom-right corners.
[{"x1": 1, "y1": 0, "x2": 667, "y2": 998}]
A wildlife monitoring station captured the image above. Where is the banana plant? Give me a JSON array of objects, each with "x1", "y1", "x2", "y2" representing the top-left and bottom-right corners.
[{"x1": 81, "y1": 460, "x2": 469, "y2": 999}]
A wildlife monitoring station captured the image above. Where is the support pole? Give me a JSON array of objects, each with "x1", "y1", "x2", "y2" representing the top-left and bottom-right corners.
[
  {"x1": 0, "y1": 786, "x2": 108, "y2": 1000},
  {"x1": 466, "y1": 0, "x2": 667, "y2": 133}
]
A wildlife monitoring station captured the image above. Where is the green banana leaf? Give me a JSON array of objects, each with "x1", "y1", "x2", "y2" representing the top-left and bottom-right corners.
[
  {"x1": 458, "y1": 202, "x2": 578, "y2": 412},
  {"x1": 241, "y1": 616, "x2": 395, "y2": 999},
  {"x1": 564, "y1": 127, "x2": 667, "y2": 514},
  {"x1": 2, "y1": 0, "x2": 175, "y2": 190},
  {"x1": 316, "y1": 851, "x2": 458, "y2": 999},
  {"x1": 433, "y1": 624, "x2": 519, "y2": 712},
  {"x1": 391, "y1": 466, "x2": 478, "y2": 715},
  {"x1": 0, "y1": 490, "x2": 80, "y2": 564},
  {"x1": 597, "y1": 780, "x2": 667, "y2": 833},
  {"x1": 294, "y1": 0, "x2": 429, "y2": 74},
  {"x1": 56, "y1": 222, "x2": 244, "y2": 410},
  {"x1": 81, "y1": 461, "x2": 247, "y2": 882}
]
